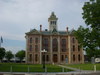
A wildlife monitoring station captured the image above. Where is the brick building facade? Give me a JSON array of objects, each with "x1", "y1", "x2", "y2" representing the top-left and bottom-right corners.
[{"x1": 25, "y1": 12, "x2": 84, "y2": 64}]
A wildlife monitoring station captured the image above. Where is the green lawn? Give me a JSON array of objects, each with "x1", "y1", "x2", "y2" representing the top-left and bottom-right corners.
[
  {"x1": 65, "y1": 63, "x2": 100, "y2": 71},
  {"x1": 0, "y1": 63, "x2": 72, "y2": 72}
]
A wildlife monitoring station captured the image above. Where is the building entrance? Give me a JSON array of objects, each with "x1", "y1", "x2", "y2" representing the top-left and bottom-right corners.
[{"x1": 53, "y1": 54, "x2": 58, "y2": 63}]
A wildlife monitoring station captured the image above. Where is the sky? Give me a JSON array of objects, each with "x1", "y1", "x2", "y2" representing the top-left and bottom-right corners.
[{"x1": 0, "y1": 0, "x2": 88, "y2": 54}]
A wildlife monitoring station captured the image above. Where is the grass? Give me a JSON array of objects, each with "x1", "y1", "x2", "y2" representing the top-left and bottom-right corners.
[
  {"x1": 0, "y1": 63, "x2": 72, "y2": 72},
  {"x1": 65, "y1": 63, "x2": 100, "y2": 71}
]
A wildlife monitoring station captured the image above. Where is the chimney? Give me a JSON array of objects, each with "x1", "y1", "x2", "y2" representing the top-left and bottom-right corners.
[
  {"x1": 40, "y1": 25, "x2": 42, "y2": 32},
  {"x1": 66, "y1": 27, "x2": 68, "y2": 32}
]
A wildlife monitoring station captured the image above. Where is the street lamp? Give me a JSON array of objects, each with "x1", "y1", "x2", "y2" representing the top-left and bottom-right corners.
[{"x1": 41, "y1": 49, "x2": 47, "y2": 69}]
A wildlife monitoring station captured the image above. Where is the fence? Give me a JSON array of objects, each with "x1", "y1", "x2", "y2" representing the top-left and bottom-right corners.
[{"x1": 0, "y1": 66, "x2": 72, "y2": 72}]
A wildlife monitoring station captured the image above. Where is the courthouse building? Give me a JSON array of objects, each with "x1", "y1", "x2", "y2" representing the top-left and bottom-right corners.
[{"x1": 25, "y1": 12, "x2": 84, "y2": 64}]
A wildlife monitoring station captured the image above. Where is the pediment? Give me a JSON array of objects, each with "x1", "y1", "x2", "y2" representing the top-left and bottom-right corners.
[{"x1": 26, "y1": 29, "x2": 40, "y2": 34}]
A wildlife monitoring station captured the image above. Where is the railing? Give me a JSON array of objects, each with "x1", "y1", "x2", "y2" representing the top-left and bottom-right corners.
[{"x1": 0, "y1": 66, "x2": 72, "y2": 72}]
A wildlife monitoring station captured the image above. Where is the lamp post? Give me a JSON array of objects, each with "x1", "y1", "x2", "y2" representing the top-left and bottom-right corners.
[{"x1": 41, "y1": 49, "x2": 47, "y2": 69}]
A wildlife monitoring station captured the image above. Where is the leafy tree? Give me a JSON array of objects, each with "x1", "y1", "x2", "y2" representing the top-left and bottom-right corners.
[
  {"x1": 82, "y1": 0, "x2": 100, "y2": 47},
  {"x1": 0, "y1": 47, "x2": 6, "y2": 62},
  {"x1": 16, "y1": 50, "x2": 25, "y2": 62},
  {"x1": 74, "y1": 26, "x2": 100, "y2": 60},
  {"x1": 74, "y1": 0, "x2": 100, "y2": 60},
  {"x1": 5, "y1": 51, "x2": 14, "y2": 62}
]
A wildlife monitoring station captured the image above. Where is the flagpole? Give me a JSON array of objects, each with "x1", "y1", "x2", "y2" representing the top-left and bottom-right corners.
[
  {"x1": 0, "y1": 36, "x2": 3, "y2": 48},
  {"x1": 0, "y1": 40, "x2": 1, "y2": 48}
]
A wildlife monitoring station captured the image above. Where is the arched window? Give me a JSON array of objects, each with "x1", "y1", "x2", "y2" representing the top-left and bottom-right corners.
[
  {"x1": 78, "y1": 54, "x2": 81, "y2": 61},
  {"x1": 61, "y1": 39, "x2": 66, "y2": 52},
  {"x1": 43, "y1": 38, "x2": 49, "y2": 51},
  {"x1": 72, "y1": 38, "x2": 75, "y2": 43},
  {"x1": 73, "y1": 54, "x2": 75, "y2": 61},
  {"x1": 52, "y1": 38, "x2": 58, "y2": 52},
  {"x1": 29, "y1": 37, "x2": 32, "y2": 43}
]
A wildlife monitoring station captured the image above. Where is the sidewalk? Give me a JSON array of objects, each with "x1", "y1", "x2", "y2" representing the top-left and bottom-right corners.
[
  {"x1": 58, "y1": 65, "x2": 100, "y2": 73},
  {"x1": 58, "y1": 65, "x2": 82, "y2": 72}
]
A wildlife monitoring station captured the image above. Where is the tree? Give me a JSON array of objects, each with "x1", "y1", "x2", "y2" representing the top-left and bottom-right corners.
[
  {"x1": 82, "y1": 0, "x2": 100, "y2": 47},
  {"x1": 5, "y1": 51, "x2": 13, "y2": 62},
  {"x1": 16, "y1": 50, "x2": 25, "y2": 62},
  {"x1": 74, "y1": 0, "x2": 100, "y2": 60},
  {"x1": 0, "y1": 47, "x2": 6, "y2": 62},
  {"x1": 74, "y1": 26, "x2": 100, "y2": 60}
]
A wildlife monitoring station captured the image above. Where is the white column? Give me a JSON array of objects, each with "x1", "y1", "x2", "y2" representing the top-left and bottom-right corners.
[
  {"x1": 68, "y1": 35, "x2": 71, "y2": 64},
  {"x1": 50, "y1": 36, "x2": 53, "y2": 64},
  {"x1": 40, "y1": 35, "x2": 42, "y2": 64},
  {"x1": 58, "y1": 36, "x2": 60, "y2": 64}
]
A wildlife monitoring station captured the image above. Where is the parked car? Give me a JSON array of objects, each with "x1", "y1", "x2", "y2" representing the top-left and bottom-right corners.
[{"x1": 95, "y1": 58, "x2": 100, "y2": 63}]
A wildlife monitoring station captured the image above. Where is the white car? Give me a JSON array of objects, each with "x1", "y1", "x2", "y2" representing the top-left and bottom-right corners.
[{"x1": 95, "y1": 58, "x2": 100, "y2": 63}]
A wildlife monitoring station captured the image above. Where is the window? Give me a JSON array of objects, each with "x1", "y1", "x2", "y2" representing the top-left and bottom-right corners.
[
  {"x1": 35, "y1": 54, "x2": 38, "y2": 62},
  {"x1": 78, "y1": 54, "x2": 81, "y2": 61},
  {"x1": 78, "y1": 45, "x2": 80, "y2": 51},
  {"x1": 65, "y1": 55, "x2": 67, "y2": 58},
  {"x1": 53, "y1": 54, "x2": 58, "y2": 62},
  {"x1": 35, "y1": 45, "x2": 38, "y2": 52},
  {"x1": 55, "y1": 21, "x2": 56, "y2": 25},
  {"x1": 52, "y1": 38, "x2": 58, "y2": 52},
  {"x1": 43, "y1": 38, "x2": 49, "y2": 51},
  {"x1": 29, "y1": 37, "x2": 32, "y2": 43},
  {"x1": 73, "y1": 45, "x2": 75, "y2": 51},
  {"x1": 72, "y1": 38, "x2": 75, "y2": 43},
  {"x1": 46, "y1": 55, "x2": 49, "y2": 62},
  {"x1": 35, "y1": 37, "x2": 38, "y2": 43},
  {"x1": 29, "y1": 45, "x2": 32, "y2": 51},
  {"x1": 61, "y1": 39, "x2": 66, "y2": 52},
  {"x1": 29, "y1": 54, "x2": 32, "y2": 62},
  {"x1": 61, "y1": 55, "x2": 64, "y2": 61},
  {"x1": 73, "y1": 55, "x2": 75, "y2": 61},
  {"x1": 50, "y1": 21, "x2": 52, "y2": 25}
]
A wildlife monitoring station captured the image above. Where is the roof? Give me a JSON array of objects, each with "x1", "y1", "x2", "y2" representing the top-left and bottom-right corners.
[{"x1": 26, "y1": 29, "x2": 75, "y2": 35}]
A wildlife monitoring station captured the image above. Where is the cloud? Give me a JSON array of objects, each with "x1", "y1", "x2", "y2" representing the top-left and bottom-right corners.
[{"x1": 0, "y1": 0, "x2": 87, "y2": 53}]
